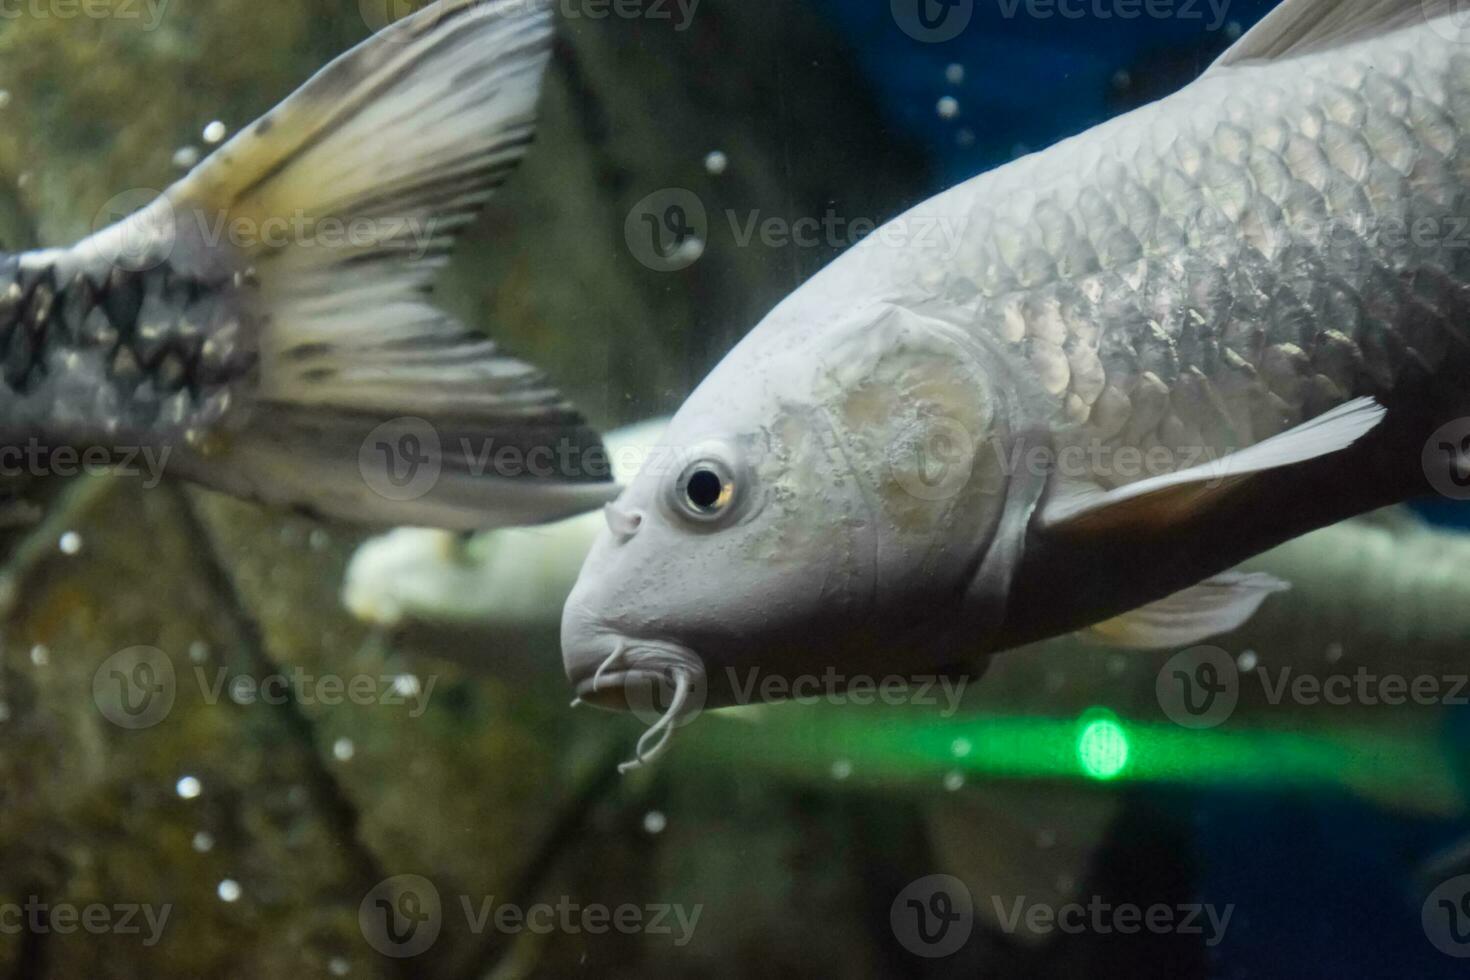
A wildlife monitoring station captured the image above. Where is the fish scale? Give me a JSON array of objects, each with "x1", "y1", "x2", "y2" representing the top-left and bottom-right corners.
[
  {"x1": 0, "y1": 255, "x2": 251, "y2": 446},
  {"x1": 890, "y1": 22, "x2": 1470, "y2": 468}
]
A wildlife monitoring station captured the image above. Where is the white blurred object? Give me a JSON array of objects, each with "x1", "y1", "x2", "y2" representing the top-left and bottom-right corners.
[{"x1": 342, "y1": 419, "x2": 669, "y2": 630}]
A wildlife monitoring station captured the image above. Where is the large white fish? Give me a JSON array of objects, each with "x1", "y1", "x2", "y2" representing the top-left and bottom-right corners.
[
  {"x1": 2, "y1": 0, "x2": 613, "y2": 529},
  {"x1": 562, "y1": 0, "x2": 1470, "y2": 764}
]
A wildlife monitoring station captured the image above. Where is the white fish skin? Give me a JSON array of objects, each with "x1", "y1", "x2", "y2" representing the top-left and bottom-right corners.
[{"x1": 562, "y1": 1, "x2": 1470, "y2": 722}]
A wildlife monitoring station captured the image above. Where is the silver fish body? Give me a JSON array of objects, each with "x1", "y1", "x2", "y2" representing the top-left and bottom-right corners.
[
  {"x1": 0, "y1": 255, "x2": 248, "y2": 452},
  {"x1": 561, "y1": 0, "x2": 1470, "y2": 765}
]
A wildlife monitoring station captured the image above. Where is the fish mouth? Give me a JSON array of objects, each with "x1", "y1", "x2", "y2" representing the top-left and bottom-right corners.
[{"x1": 568, "y1": 637, "x2": 707, "y2": 773}]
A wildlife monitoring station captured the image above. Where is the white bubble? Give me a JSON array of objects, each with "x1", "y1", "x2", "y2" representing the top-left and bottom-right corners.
[
  {"x1": 332, "y1": 737, "x2": 356, "y2": 762},
  {"x1": 936, "y1": 96, "x2": 960, "y2": 120},
  {"x1": 217, "y1": 878, "x2": 242, "y2": 903},
  {"x1": 189, "y1": 641, "x2": 210, "y2": 663},
  {"x1": 58, "y1": 532, "x2": 82, "y2": 555},
  {"x1": 703, "y1": 150, "x2": 728, "y2": 176},
  {"x1": 203, "y1": 121, "x2": 228, "y2": 144},
  {"x1": 309, "y1": 529, "x2": 330, "y2": 551},
  {"x1": 172, "y1": 146, "x2": 201, "y2": 169},
  {"x1": 0, "y1": 91, "x2": 11, "y2": 110},
  {"x1": 328, "y1": 958, "x2": 351, "y2": 977},
  {"x1": 1237, "y1": 650, "x2": 1258, "y2": 672},
  {"x1": 830, "y1": 759, "x2": 853, "y2": 781},
  {"x1": 945, "y1": 63, "x2": 965, "y2": 85},
  {"x1": 951, "y1": 737, "x2": 973, "y2": 758},
  {"x1": 192, "y1": 831, "x2": 215, "y2": 853},
  {"x1": 671, "y1": 236, "x2": 705, "y2": 264},
  {"x1": 176, "y1": 775, "x2": 202, "y2": 800},
  {"x1": 1325, "y1": 642, "x2": 1344, "y2": 664},
  {"x1": 642, "y1": 810, "x2": 667, "y2": 835},
  {"x1": 29, "y1": 644, "x2": 48, "y2": 667},
  {"x1": 943, "y1": 771, "x2": 964, "y2": 792},
  {"x1": 392, "y1": 673, "x2": 421, "y2": 698}
]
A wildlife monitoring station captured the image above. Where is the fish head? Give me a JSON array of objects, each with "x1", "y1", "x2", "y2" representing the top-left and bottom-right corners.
[{"x1": 563, "y1": 300, "x2": 1016, "y2": 744}]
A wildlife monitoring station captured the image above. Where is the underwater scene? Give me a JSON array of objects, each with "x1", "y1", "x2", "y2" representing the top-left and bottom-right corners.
[{"x1": 2, "y1": 0, "x2": 1470, "y2": 977}]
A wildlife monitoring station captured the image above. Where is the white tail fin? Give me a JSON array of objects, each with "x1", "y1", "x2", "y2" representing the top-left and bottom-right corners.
[{"x1": 69, "y1": 0, "x2": 613, "y2": 529}]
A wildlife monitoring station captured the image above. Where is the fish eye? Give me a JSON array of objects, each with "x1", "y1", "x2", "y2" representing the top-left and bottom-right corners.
[{"x1": 672, "y1": 456, "x2": 737, "y2": 523}]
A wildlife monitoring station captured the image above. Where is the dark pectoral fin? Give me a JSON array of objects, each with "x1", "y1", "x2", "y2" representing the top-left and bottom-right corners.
[{"x1": 1039, "y1": 397, "x2": 1387, "y2": 537}]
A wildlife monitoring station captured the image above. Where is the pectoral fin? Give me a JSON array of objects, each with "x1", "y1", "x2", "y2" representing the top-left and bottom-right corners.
[
  {"x1": 1040, "y1": 397, "x2": 1386, "y2": 535},
  {"x1": 1083, "y1": 572, "x2": 1290, "y2": 650}
]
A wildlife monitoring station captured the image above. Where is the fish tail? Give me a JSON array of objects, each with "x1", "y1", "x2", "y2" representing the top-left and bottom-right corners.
[{"x1": 58, "y1": 0, "x2": 614, "y2": 529}]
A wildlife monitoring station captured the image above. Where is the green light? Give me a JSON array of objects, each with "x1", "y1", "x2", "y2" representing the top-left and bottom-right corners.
[
  {"x1": 675, "y1": 701, "x2": 1463, "y2": 814},
  {"x1": 1076, "y1": 712, "x2": 1129, "y2": 781}
]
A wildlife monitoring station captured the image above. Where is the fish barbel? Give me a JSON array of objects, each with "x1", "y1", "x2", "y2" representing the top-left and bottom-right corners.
[
  {"x1": 0, "y1": 0, "x2": 613, "y2": 529},
  {"x1": 562, "y1": 0, "x2": 1470, "y2": 767}
]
